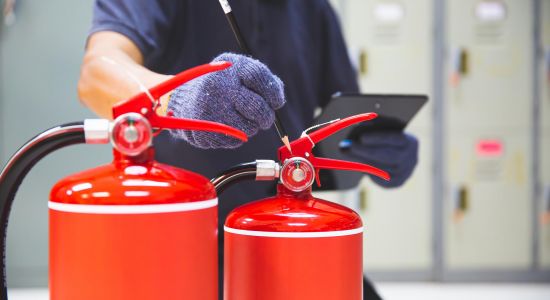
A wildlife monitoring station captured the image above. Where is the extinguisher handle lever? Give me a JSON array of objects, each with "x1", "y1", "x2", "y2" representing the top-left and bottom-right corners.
[
  {"x1": 277, "y1": 112, "x2": 390, "y2": 186},
  {"x1": 148, "y1": 114, "x2": 248, "y2": 142},
  {"x1": 310, "y1": 157, "x2": 390, "y2": 186},
  {"x1": 149, "y1": 61, "x2": 231, "y2": 100},
  {"x1": 306, "y1": 113, "x2": 378, "y2": 145},
  {"x1": 278, "y1": 113, "x2": 378, "y2": 159},
  {"x1": 111, "y1": 61, "x2": 248, "y2": 142}
]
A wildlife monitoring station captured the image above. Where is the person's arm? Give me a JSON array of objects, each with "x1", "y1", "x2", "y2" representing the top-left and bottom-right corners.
[{"x1": 78, "y1": 31, "x2": 171, "y2": 119}]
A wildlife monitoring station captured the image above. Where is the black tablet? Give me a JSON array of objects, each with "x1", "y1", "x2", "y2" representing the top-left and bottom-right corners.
[
  {"x1": 314, "y1": 93, "x2": 428, "y2": 190},
  {"x1": 316, "y1": 93, "x2": 428, "y2": 132}
]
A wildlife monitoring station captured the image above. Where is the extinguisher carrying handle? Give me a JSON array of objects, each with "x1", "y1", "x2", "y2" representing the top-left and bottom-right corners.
[
  {"x1": 0, "y1": 122, "x2": 87, "y2": 300},
  {"x1": 211, "y1": 161, "x2": 258, "y2": 194},
  {"x1": 309, "y1": 157, "x2": 390, "y2": 182},
  {"x1": 277, "y1": 113, "x2": 390, "y2": 187},
  {"x1": 112, "y1": 61, "x2": 248, "y2": 142}
]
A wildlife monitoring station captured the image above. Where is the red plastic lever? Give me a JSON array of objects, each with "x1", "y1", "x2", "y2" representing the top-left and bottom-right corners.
[
  {"x1": 307, "y1": 113, "x2": 378, "y2": 145},
  {"x1": 111, "y1": 61, "x2": 248, "y2": 142},
  {"x1": 148, "y1": 114, "x2": 248, "y2": 142},
  {"x1": 278, "y1": 113, "x2": 390, "y2": 185},
  {"x1": 310, "y1": 157, "x2": 390, "y2": 181},
  {"x1": 148, "y1": 61, "x2": 231, "y2": 100}
]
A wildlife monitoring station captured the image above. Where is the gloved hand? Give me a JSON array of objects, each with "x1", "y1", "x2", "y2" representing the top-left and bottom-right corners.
[
  {"x1": 346, "y1": 131, "x2": 418, "y2": 188},
  {"x1": 168, "y1": 53, "x2": 285, "y2": 149}
]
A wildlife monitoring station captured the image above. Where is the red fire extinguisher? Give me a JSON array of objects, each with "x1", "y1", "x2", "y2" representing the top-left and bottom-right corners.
[
  {"x1": 212, "y1": 113, "x2": 390, "y2": 300},
  {"x1": 0, "y1": 62, "x2": 247, "y2": 300}
]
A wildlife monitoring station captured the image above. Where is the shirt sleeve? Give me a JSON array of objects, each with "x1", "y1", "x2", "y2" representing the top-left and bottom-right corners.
[
  {"x1": 318, "y1": 0, "x2": 360, "y2": 108},
  {"x1": 89, "y1": 0, "x2": 180, "y2": 64}
]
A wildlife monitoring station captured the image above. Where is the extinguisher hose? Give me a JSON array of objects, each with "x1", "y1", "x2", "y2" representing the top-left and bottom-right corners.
[
  {"x1": 0, "y1": 122, "x2": 86, "y2": 299},
  {"x1": 211, "y1": 162, "x2": 258, "y2": 194}
]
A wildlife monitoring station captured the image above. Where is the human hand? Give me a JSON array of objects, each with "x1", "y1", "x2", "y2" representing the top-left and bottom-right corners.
[
  {"x1": 345, "y1": 131, "x2": 418, "y2": 187},
  {"x1": 168, "y1": 53, "x2": 285, "y2": 149}
]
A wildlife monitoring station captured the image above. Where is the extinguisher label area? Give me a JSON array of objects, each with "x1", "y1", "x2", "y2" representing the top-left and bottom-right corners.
[
  {"x1": 49, "y1": 198, "x2": 218, "y2": 300},
  {"x1": 224, "y1": 226, "x2": 363, "y2": 238},
  {"x1": 48, "y1": 198, "x2": 217, "y2": 214},
  {"x1": 224, "y1": 231, "x2": 363, "y2": 300}
]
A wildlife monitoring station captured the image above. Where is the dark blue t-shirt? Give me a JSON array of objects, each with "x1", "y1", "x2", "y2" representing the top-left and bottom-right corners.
[{"x1": 90, "y1": 0, "x2": 359, "y2": 287}]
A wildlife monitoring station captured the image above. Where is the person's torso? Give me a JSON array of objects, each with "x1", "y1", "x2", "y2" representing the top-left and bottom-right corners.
[{"x1": 151, "y1": 0, "x2": 332, "y2": 207}]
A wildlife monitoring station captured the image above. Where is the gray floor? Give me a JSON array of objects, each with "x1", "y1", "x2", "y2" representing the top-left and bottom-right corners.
[
  {"x1": 8, "y1": 283, "x2": 550, "y2": 299},
  {"x1": 376, "y1": 283, "x2": 550, "y2": 300}
]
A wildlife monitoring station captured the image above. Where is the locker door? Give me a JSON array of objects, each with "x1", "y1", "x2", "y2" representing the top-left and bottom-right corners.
[
  {"x1": 328, "y1": 0, "x2": 344, "y2": 15},
  {"x1": 539, "y1": 0, "x2": 550, "y2": 270},
  {"x1": 444, "y1": 0, "x2": 533, "y2": 270},
  {"x1": 340, "y1": 0, "x2": 434, "y2": 273}
]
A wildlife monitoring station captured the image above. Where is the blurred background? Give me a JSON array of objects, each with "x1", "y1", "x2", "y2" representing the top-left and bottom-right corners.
[{"x1": 0, "y1": 0, "x2": 549, "y2": 299}]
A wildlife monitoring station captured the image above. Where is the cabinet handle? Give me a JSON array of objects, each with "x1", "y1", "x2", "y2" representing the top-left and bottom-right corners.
[
  {"x1": 545, "y1": 48, "x2": 550, "y2": 86},
  {"x1": 541, "y1": 185, "x2": 550, "y2": 225},
  {"x1": 359, "y1": 49, "x2": 368, "y2": 76},
  {"x1": 359, "y1": 186, "x2": 368, "y2": 212},
  {"x1": 452, "y1": 184, "x2": 469, "y2": 223},
  {"x1": 450, "y1": 47, "x2": 469, "y2": 87}
]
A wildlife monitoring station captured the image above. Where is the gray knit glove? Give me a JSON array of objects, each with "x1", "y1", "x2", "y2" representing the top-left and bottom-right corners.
[{"x1": 167, "y1": 53, "x2": 285, "y2": 149}]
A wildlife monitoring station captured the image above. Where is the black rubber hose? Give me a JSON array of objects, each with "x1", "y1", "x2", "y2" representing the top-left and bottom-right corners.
[
  {"x1": 0, "y1": 122, "x2": 86, "y2": 300},
  {"x1": 211, "y1": 162, "x2": 257, "y2": 194}
]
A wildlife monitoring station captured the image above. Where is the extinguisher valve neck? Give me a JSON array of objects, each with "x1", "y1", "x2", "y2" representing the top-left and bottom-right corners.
[
  {"x1": 255, "y1": 159, "x2": 280, "y2": 181},
  {"x1": 84, "y1": 119, "x2": 110, "y2": 144}
]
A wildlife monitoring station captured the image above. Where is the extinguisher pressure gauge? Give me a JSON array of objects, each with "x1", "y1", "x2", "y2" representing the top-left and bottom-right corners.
[
  {"x1": 280, "y1": 157, "x2": 315, "y2": 192},
  {"x1": 111, "y1": 113, "x2": 153, "y2": 156}
]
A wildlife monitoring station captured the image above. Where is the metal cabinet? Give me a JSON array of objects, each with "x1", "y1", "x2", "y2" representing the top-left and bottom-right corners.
[
  {"x1": 328, "y1": 0, "x2": 548, "y2": 281},
  {"x1": 322, "y1": 0, "x2": 435, "y2": 277},
  {"x1": 443, "y1": 0, "x2": 533, "y2": 272},
  {"x1": 538, "y1": 0, "x2": 550, "y2": 270}
]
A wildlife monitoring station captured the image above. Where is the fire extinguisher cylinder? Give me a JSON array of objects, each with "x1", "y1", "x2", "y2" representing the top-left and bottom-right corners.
[
  {"x1": 49, "y1": 146, "x2": 219, "y2": 300},
  {"x1": 220, "y1": 113, "x2": 391, "y2": 300},
  {"x1": 0, "y1": 62, "x2": 250, "y2": 300},
  {"x1": 224, "y1": 181, "x2": 364, "y2": 300},
  {"x1": 47, "y1": 62, "x2": 250, "y2": 299}
]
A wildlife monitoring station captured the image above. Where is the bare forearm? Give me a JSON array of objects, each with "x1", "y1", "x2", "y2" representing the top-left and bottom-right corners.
[{"x1": 78, "y1": 32, "x2": 170, "y2": 119}]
